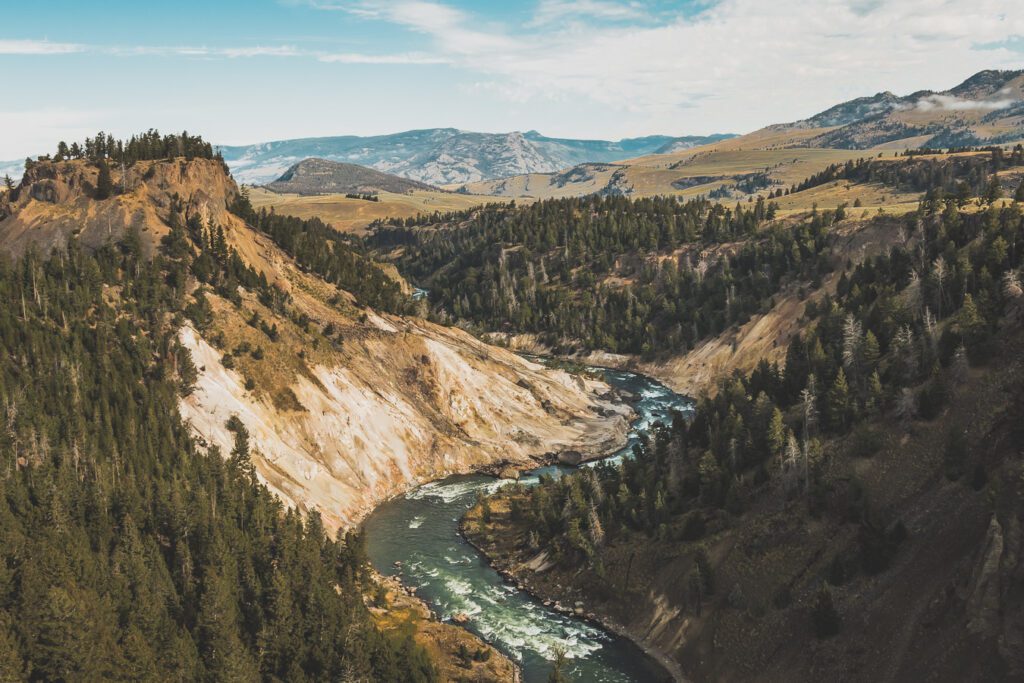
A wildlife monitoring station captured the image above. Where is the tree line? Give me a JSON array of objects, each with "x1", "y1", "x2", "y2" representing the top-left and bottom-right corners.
[
  {"x1": 790, "y1": 146, "x2": 1024, "y2": 200},
  {"x1": 365, "y1": 194, "x2": 857, "y2": 358},
  {"x1": 42, "y1": 129, "x2": 220, "y2": 166}
]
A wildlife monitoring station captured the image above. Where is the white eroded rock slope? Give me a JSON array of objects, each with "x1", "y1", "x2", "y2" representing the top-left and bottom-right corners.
[{"x1": 180, "y1": 319, "x2": 629, "y2": 531}]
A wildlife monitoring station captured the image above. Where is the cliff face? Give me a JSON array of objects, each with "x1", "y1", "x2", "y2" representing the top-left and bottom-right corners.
[{"x1": 180, "y1": 316, "x2": 627, "y2": 530}]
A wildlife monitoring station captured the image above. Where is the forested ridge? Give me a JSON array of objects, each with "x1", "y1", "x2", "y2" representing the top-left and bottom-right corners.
[
  {"x1": 0, "y1": 228, "x2": 436, "y2": 680},
  {"x1": 790, "y1": 145, "x2": 1024, "y2": 199},
  {"x1": 476, "y1": 195, "x2": 1023, "y2": 631},
  {"x1": 366, "y1": 194, "x2": 845, "y2": 356},
  {"x1": 12, "y1": 130, "x2": 226, "y2": 204}
]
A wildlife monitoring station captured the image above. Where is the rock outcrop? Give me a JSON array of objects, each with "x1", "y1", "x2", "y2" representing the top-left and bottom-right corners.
[{"x1": 0, "y1": 157, "x2": 239, "y2": 256}]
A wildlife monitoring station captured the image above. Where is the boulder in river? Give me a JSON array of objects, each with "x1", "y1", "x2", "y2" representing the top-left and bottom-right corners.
[{"x1": 557, "y1": 450, "x2": 583, "y2": 466}]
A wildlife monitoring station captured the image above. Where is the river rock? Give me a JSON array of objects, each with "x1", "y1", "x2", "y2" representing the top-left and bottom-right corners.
[
  {"x1": 453, "y1": 612, "x2": 470, "y2": 624},
  {"x1": 557, "y1": 450, "x2": 583, "y2": 466},
  {"x1": 498, "y1": 465, "x2": 521, "y2": 480}
]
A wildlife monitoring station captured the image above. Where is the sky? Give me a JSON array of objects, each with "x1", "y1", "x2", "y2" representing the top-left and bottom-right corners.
[{"x1": 1, "y1": 0, "x2": 1023, "y2": 158}]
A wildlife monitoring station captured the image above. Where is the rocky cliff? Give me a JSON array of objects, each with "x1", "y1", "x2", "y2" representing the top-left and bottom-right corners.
[{"x1": 0, "y1": 157, "x2": 239, "y2": 256}]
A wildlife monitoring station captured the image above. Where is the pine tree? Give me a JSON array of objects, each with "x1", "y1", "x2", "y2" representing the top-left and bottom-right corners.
[
  {"x1": 866, "y1": 370, "x2": 884, "y2": 416},
  {"x1": 1002, "y1": 270, "x2": 1022, "y2": 299},
  {"x1": 587, "y1": 503, "x2": 605, "y2": 547},
  {"x1": 861, "y1": 330, "x2": 880, "y2": 372},
  {"x1": 841, "y1": 314, "x2": 863, "y2": 373},
  {"x1": 95, "y1": 159, "x2": 113, "y2": 200},
  {"x1": 0, "y1": 616, "x2": 25, "y2": 682},
  {"x1": 955, "y1": 294, "x2": 985, "y2": 351},
  {"x1": 767, "y1": 407, "x2": 786, "y2": 458},
  {"x1": 984, "y1": 175, "x2": 1002, "y2": 204},
  {"x1": 197, "y1": 567, "x2": 260, "y2": 682},
  {"x1": 828, "y1": 369, "x2": 852, "y2": 433}
]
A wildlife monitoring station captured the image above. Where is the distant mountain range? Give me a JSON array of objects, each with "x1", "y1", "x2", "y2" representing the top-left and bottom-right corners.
[
  {"x1": 266, "y1": 158, "x2": 439, "y2": 195},
  {"x1": 219, "y1": 129, "x2": 736, "y2": 186},
  {"x1": 785, "y1": 68, "x2": 1024, "y2": 149}
]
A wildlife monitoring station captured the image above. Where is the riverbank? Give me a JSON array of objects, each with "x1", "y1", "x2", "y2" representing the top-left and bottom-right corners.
[
  {"x1": 461, "y1": 497, "x2": 686, "y2": 683},
  {"x1": 368, "y1": 570, "x2": 520, "y2": 682}
]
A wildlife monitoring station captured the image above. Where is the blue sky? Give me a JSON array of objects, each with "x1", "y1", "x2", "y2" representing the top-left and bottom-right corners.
[{"x1": 1, "y1": 0, "x2": 1023, "y2": 158}]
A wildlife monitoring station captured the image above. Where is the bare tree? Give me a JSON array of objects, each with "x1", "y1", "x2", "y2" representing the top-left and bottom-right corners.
[
  {"x1": 800, "y1": 375, "x2": 817, "y2": 492},
  {"x1": 932, "y1": 256, "x2": 947, "y2": 318},
  {"x1": 1003, "y1": 269, "x2": 1022, "y2": 299},
  {"x1": 895, "y1": 388, "x2": 917, "y2": 422},
  {"x1": 842, "y1": 314, "x2": 863, "y2": 373}
]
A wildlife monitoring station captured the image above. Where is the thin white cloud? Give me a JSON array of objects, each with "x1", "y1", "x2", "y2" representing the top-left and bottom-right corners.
[
  {"x1": 0, "y1": 39, "x2": 83, "y2": 55},
  {"x1": 915, "y1": 94, "x2": 1018, "y2": 112},
  {"x1": 351, "y1": 1, "x2": 523, "y2": 55},
  {"x1": 105, "y1": 45, "x2": 303, "y2": 58},
  {"x1": 220, "y1": 46, "x2": 304, "y2": 58},
  {"x1": 318, "y1": 51, "x2": 449, "y2": 64},
  {"x1": 529, "y1": 1, "x2": 648, "y2": 26},
  {"x1": 1, "y1": 39, "x2": 447, "y2": 65}
]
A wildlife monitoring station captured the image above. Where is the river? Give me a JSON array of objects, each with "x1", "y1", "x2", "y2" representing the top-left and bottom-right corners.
[{"x1": 363, "y1": 365, "x2": 693, "y2": 682}]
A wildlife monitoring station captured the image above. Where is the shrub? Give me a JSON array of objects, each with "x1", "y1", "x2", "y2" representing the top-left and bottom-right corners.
[
  {"x1": 772, "y1": 585, "x2": 792, "y2": 610},
  {"x1": 676, "y1": 511, "x2": 706, "y2": 541},
  {"x1": 848, "y1": 424, "x2": 882, "y2": 458},
  {"x1": 943, "y1": 425, "x2": 969, "y2": 481},
  {"x1": 812, "y1": 587, "x2": 840, "y2": 638},
  {"x1": 917, "y1": 374, "x2": 948, "y2": 420}
]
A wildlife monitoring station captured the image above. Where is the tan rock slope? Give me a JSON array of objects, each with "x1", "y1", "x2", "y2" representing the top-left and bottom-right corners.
[{"x1": 0, "y1": 156, "x2": 629, "y2": 532}]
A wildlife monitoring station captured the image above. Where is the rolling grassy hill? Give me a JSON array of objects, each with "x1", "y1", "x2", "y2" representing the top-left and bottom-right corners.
[
  {"x1": 246, "y1": 185, "x2": 503, "y2": 234},
  {"x1": 266, "y1": 157, "x2": 440, "y2": 195}
]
